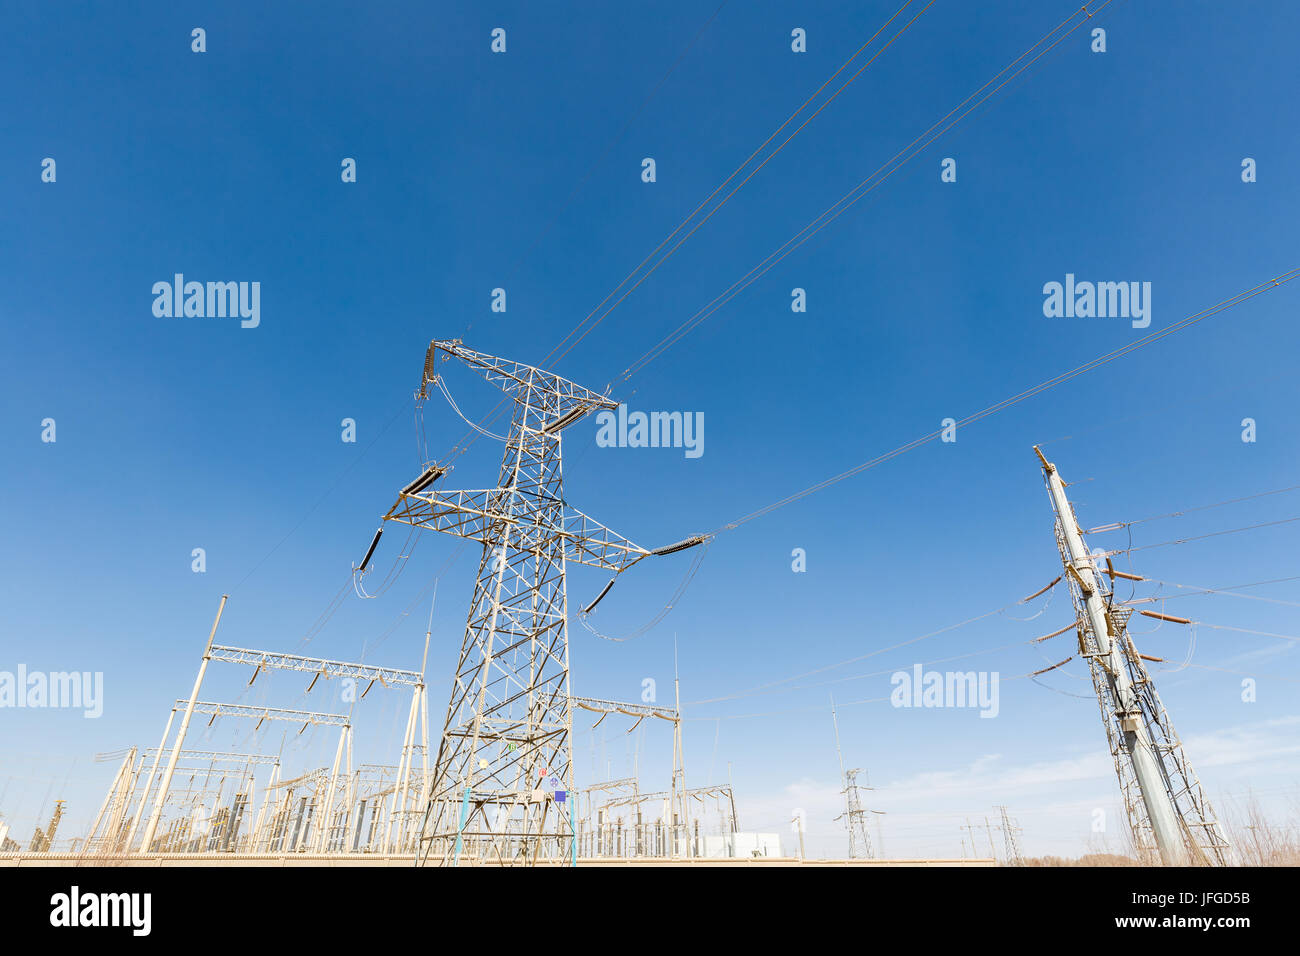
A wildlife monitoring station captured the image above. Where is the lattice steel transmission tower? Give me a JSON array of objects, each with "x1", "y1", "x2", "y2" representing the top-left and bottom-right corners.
[
  {"x1": 830, "y1": 696, "x2": 874, "y2": 859},
  {"x1": 1034, "y1": 447, "x2": 1229, "y2": 866},
  {"x1": 995, "y1": 805, "x2": 1023, "y2": 866},
  {"x1": 361, "y1": 340, "x2": 701, "y2": 866}
]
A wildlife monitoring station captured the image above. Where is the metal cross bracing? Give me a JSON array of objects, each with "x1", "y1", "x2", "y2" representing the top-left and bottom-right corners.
[
  {"x1": 1035, "y1": 447, "x2": 1230, "y2": 866},
  {"x1": 835, "y1": 769, "x2": 875, "y2": 860},
  {"x1": 995, "y1": 805, "x2": 1024, "y2": 866},
  {"x1": 359, "y1": 339, "x2": 704, "y2": 867}
]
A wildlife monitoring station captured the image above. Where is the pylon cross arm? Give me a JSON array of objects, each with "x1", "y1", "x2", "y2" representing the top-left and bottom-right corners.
[
  {"x1": 560, "y1": 506, "x2": 648, "y2": 571},
  {"x1": 425, "y1": 339, "x2": 616, "y2": 415},
  {"x1": 384, "y1": 487, "x2": 648, "y2": 571}
]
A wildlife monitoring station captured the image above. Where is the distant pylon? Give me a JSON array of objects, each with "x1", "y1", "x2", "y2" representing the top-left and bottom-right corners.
[
  {"x1": 830, "y1": 695, "x2": 874, "y2": 859},
  {"x1": 995, "y1": 805, "x2": 1023, "y2": 866},
  {"x1": 1034, "y1": 447, "x2": 1229, "y2": 866}
]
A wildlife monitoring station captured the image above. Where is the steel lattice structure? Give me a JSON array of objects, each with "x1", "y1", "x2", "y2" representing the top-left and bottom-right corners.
[
  {"x1": 1036, "y1": 448, "x2": 1229, "y2": 865},
  {"x1": 836, "y1": 769, "x2": 874, "y2": 860},
  {"x1": 830, "y1": 697, "x2": 874, "y2": 859},
  {"x1": 995, "y1": 805, "x2": 1023, "y2": 866},
  {"x1": 363, "y1": 340, "x2": 696, "y2": 866},
  {"x1": 209, "y1": 645, "x2": 422, "y2": 689}
]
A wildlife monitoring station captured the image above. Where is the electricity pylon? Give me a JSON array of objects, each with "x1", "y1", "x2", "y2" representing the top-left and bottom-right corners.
[
  {"x1": 830, "y1": 695, "x2": 874, "y2": 859},
  {"x1": 995, "y1": 805, "x2": 1023, "y2": 866},
  {"x1": 1034, "y1": 447, "x2": 1229, "y2": 866},
  {"x1": 362, "y1": 340, "x2": 701, "y2": 866}
]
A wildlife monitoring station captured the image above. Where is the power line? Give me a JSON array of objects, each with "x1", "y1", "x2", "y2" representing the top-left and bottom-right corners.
[
  {"x1": 1185, "y1": 620, "x2": 1300, "y2": 646},
  {"x1": 1122, "y1": 574, "x2": 1300, "y2": 609},
  {"x1": 447, "y1": 0, "x2": 934, "y2": 462},
  {"x1": 1182, "y1": 663, "x2": 1300, "y2": 685},
  {"x1": 708, "y1": 269, "x2": 1299, "y2": 534},
  {"x1": 687, "y1": 577, "x2": 1061, "y2": 705},
  {"x1": 229, "y1": 394, "x2": 413, "y2": 594},
  {"x1": 430, "y1": 1, "x2": 1134, "y2": 532},
  {"x1": 1036, "y1": 368, "x2": 1294, "y2": 448},
  {"x1": 1084, "y1": 482, "x2": 1300, "y2": 534},
  {"x1": 613, "y1": 2, "x2": 1111, "y2": 385},
  {"x1": 461, "y1": 0, "x2": 733, "y2": 343},
  {"x1": 1111, "y1": 515, "x2": 1300, "y2": 556},
  {"x1": 552, "y1": 0, "x2": 936, "y2": 366}
]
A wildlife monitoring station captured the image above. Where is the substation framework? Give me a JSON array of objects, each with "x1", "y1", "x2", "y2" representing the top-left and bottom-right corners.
[
  {"x1": 72, "y1": 596, "x2": 435, "y2": 858},
  {"x1": 59, "y1": 340, "x2": 716, "y2": 865},
  {"x1": 27, "y1": 350, "x2": 1247, "y2": 867}
]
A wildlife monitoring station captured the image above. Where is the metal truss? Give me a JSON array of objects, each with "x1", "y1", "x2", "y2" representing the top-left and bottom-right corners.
[
  {"x1": 600, "y1": 784, "x2": 733, "y2": 812},
  {"x1": 402, "y1": 340, "x2": 627, "y2": 866},
  {"x1": 359, "y1": 339, "x2": 702, "y2": 866},
  {"x1": 142, "y1": 749, "x2": 281, "y2": 766},
  {"x1": 836, "y1": 769, "x2": 874, "y2": 859},
  {"x1": 570, "y1": 697, "x2": 678, "y2": 728},
  {"x1": 175, "y1": 700, "x2": 350, "y2": 728},
  {"x1": 209, "y1": 644, "x2": 421, "y2": 688},
  {"x1": 386, "y1": 493, "x2": 649, "y2": 573}
]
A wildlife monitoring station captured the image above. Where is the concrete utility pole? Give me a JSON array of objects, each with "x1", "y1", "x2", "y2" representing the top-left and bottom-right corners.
[
  {"x1": 1034, "y1": 448, "x2": 1228, "y2": 865},
  {"x1": 671, "y1": 635, "x2": 689, "y2": 857},
  {"x1": 140, "y1": 594, "x2": 227, "y2": 853},
  {"x1": 963, "y1": 818, "x2": 978, "y2": 860}
]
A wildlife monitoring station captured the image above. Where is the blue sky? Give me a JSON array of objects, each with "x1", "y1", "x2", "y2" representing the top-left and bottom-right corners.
[{"x1": 2, "y1": 0, "x2": 1299, "y2": 859}]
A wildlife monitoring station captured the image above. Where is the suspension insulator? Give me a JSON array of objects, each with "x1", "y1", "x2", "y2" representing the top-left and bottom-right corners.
[
  {"x1": 401, "y1": 465, "x2": 445, "y2": 496},
  {"x1": 651, "y1": 534, "x2": 707, "y2": 556},
  {"x1": 358, "y1": 528, "x2": 383, "y2": 571},
  {"x1": 543, "y1": 405, "x2": 592, "y2": 434},
  {"x1": 583, "y1": 578, "x2": 616, "y2": 614}
]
